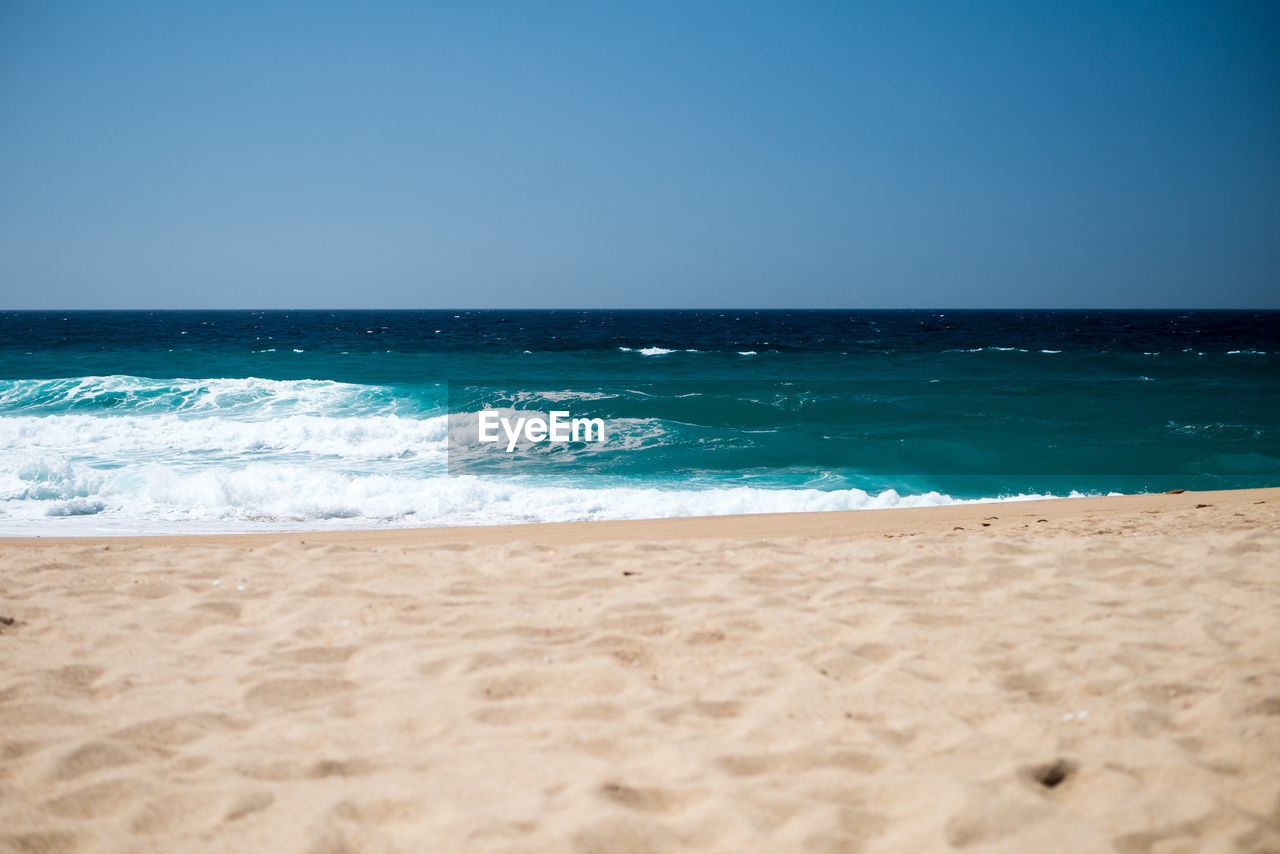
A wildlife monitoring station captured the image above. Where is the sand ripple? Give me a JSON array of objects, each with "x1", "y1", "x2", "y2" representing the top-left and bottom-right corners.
[{"x1": 1, "y1": 492, "x2": 1278, "y2": 852}]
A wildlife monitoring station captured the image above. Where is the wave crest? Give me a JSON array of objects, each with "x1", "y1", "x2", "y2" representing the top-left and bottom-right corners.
[{"x1": 0, "y1": 375, "x2": 417, "y2": 417}]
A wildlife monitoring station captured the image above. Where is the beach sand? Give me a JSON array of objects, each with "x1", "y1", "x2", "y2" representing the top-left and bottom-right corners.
[{"x1": 2, "y1": 488, "x2": 1278, "y2": 853}]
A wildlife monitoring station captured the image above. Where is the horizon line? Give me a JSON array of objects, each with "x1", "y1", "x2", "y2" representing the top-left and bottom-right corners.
[{"x1": 4, "y1": 306, "x2": 1279, "y2": 313}]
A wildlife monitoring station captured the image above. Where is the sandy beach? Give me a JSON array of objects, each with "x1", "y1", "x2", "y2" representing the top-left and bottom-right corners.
[{"x1": 2, "y1": 487, "x2": 1278, "y2": 853}]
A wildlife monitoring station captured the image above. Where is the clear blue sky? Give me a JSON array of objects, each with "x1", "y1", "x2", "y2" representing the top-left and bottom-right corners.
[{"x1": 1, "y1": 1, "x2": 1277, "y2": 308}]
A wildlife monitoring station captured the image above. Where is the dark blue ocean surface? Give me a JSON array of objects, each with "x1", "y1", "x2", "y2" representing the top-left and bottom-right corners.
[{"x1": 1, "y1": 310, "x2": 1276, "y2": 533}]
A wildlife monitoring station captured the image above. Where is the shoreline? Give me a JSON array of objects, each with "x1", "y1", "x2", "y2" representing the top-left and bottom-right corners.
[{"x1": 5, "y1": 485, "x2": 1277, "y2": 548}]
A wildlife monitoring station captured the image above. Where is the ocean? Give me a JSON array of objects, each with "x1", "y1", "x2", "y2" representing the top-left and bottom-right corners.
[{"x1": 1, "y1": 310, "x2": 1276, "y2": 535}]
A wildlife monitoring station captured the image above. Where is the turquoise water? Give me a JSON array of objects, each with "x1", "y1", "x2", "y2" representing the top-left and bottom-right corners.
[{"x1": 1, "y1": 310, "x2": 1276, "y2": 534}]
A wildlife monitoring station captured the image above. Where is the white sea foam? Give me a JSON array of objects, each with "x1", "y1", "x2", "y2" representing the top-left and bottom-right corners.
[
  {"x1": 0, "y1": 458, "x2": 1065, "y2": 536},
  {"x1": 0, "y1": 413, "x2": 449, "y2": 460},
  {"x1": 617, "y1": 347, "x2": 702, "y2": 356}
]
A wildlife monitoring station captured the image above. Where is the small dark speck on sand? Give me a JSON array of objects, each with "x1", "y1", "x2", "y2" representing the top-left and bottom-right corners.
[{"x1": 1029, "y1": 758, "x2": 1077, "y2": 789}]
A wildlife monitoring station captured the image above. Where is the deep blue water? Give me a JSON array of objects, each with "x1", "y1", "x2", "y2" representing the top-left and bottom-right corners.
[{"x1": 1, "y1": 310, "x2": 1276, "y2": 533}]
